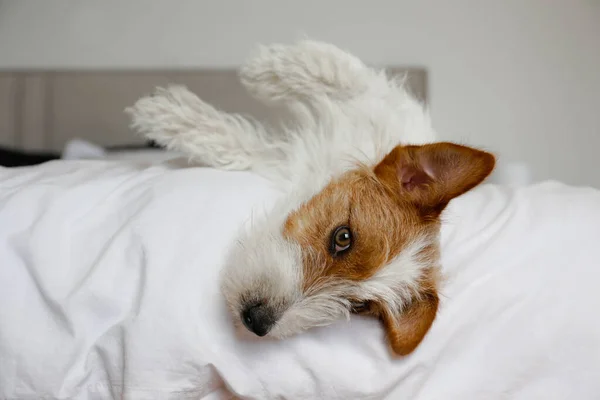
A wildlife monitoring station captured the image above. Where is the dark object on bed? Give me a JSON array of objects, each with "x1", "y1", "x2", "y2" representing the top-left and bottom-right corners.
[
  {"x1": 0, "y1": 141, "x2": 163, "y2": 167},
  {"x1": 0, "y1": 146, "x2": 60, "y2": 167},
  {"x1": 105, "y1": 141, "x2": 162, "y2": 151}
]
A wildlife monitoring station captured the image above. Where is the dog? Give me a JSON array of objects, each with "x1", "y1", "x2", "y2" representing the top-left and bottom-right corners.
[{"x1": 127, "y1": 40, "x2": 495, "y2": 356}]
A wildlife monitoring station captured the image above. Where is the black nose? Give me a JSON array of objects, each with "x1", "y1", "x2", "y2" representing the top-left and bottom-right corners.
[{"x1": 241, "y1": 303, "x2": 274, "y2": 337}]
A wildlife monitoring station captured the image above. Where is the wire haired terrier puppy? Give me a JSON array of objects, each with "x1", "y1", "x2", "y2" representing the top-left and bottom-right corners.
[{"x1": 127, "y1": 41, "x2": 495, "y2": 356}]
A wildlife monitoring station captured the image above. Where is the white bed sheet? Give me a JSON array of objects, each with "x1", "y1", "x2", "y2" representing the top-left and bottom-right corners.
[{"x1": 1, "y1": 160, "x2": 599, "y2": 399}]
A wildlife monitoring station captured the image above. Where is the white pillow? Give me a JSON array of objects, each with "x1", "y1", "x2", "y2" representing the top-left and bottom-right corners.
[{"x1": 1, "y1": 160, "x2": 599, "y2": 399}]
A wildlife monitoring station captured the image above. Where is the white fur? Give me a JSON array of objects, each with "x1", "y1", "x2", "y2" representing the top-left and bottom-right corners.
[
  {"x1": 127, "y1": 40, "x2": 436, "y2": 191},
  {"x1": 273, "y1": 237, "x2": 433, "y2": 337},
  {"x1": 358, "y1": 236, "x2": 435, "y2": 316},
  {"x1": 222, "y1": 197, "x2": 433, "y2": 337},
  {"x1": 126, "y1": 85, "x2": 289, "y2": 182},
  {"x1": 127, "y1": 40, "x2": 437, "y2": 338}
]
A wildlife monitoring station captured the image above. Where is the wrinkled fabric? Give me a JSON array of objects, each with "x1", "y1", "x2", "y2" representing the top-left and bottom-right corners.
[{"x1": 1, "y1": 160, "x2": 599, "y2": 399}]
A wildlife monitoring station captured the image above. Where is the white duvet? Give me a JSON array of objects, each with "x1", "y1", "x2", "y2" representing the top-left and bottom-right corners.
[{"x1": 1, "y1": 160, "x2": 600, "y2": 399}]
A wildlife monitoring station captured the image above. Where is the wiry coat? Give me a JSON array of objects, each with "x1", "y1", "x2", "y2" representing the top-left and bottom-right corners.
[{"x1": 127, "y1": 41, "x2": 494, "y2": 356}]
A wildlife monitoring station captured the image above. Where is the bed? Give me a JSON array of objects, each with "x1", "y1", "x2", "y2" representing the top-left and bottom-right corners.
[{"x1": 1, "y1": 69, "x2": 599, "y2": 399}]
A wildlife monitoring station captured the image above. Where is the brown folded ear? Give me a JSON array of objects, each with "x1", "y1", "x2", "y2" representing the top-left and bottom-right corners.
[
  {"x1": 375, "y1": 142, "x2": 496, "y2": 217},
  {"x1": 368, "y1": 142, "x2": 492, "y2": 355},
  {"x1": 376, "y1": 287, "x2": 439, "y2": 356},
  {"x1": 364, "y1": 266, "x2": 440, "y2": 356}
]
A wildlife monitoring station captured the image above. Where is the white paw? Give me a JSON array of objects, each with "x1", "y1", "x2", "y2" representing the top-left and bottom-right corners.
[
  {"x1": 126, "y1": 85, "x2": 207, "y2": 147},
  {"x1": 126, "y1": 85, "x2": 256, "y2": 169},
  {"x1": 239, "y1": 40, "x2": 373, "y2": 104}
]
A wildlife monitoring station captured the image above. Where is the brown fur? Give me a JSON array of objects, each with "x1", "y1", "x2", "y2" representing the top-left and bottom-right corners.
[{"x1": 284, "y1": 142, "x2": 495, "y2": 355}]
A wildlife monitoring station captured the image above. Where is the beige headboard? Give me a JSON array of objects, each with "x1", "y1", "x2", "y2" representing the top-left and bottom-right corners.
[{"x1": 0, "y1": 68, "x2": 427, "y2": 152}]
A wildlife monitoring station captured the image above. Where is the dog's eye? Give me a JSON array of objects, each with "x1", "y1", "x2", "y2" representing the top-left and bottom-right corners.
[{"x1": 330, "y1": 226, "x2": 352, "y2": 256}]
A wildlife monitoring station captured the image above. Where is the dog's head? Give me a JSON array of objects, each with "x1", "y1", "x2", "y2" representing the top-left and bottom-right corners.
[{"x1": 221, "y1": 142, "x2": 494, "y2": 355}]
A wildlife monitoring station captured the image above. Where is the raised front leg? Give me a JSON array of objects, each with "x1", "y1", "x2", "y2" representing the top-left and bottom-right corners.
[
  {"x1": 239, "y1": 40, "x2": 379, "y2": 107},
  {"x1": 126, "y1": 85, "x2": 289, "y2": 177},
  {"x1": 238, "y1": 41, "x2": 436, "y2": 146}
]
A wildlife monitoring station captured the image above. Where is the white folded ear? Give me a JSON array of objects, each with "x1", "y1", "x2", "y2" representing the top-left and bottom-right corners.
[{"x1": 375, "y1": 142, "x2": 496, "y2": 217}]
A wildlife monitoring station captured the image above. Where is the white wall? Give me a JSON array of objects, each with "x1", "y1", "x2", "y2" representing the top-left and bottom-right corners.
[{"x1": 1, "y1": 0, "x2": 599, "y2": 187}]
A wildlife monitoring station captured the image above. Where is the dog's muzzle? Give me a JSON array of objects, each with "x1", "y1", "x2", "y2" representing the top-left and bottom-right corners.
[{"x1": 241, "y1": 302, "x2": 276, "y2": 337}]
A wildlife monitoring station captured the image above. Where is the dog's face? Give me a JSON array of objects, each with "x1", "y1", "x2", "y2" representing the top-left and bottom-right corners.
[{"x1": 221, "y1": 142, "x2": 495, "y2": 355}]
